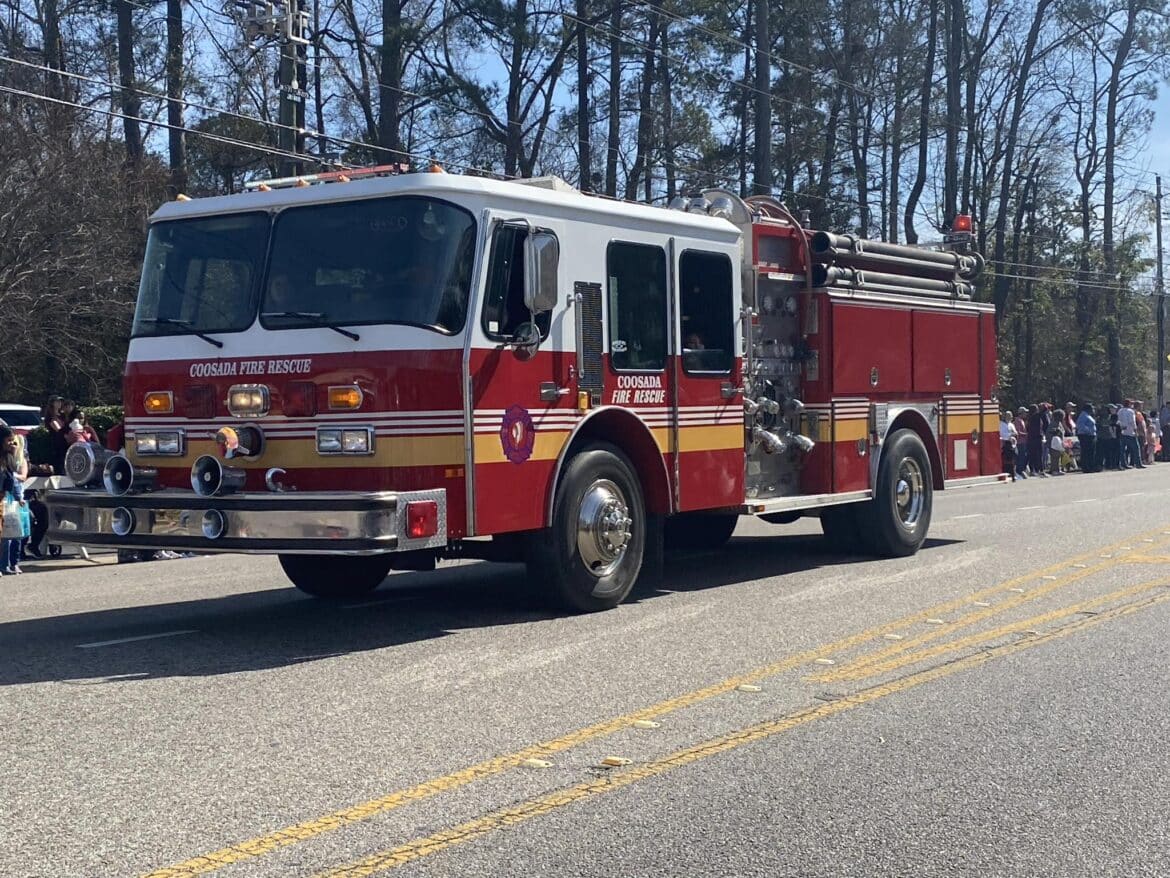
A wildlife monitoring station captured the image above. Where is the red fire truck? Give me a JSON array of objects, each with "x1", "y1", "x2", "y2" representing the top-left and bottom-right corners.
[{"x1": 48, "y1": 167, "x2": 1000, "y2": 611}]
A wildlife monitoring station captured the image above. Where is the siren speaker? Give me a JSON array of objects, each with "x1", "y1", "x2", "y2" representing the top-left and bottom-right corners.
[
  {"x1": 103, "y1": 456, "x2": 159, "y2": 496},
  {"x1": 190, "y1": 455, "x2": 247, "y2": 496}
]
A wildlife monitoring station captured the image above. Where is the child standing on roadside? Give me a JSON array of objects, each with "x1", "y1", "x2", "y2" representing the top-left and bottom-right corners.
[{"x1": 0, "y1": 425, "x2": 27, "y2": 574}]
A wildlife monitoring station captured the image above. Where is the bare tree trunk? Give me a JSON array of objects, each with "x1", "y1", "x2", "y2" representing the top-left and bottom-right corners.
[
  {"x1": 502, "y1": 0, "x2": 527, "y2": 176},
  {"x1": 990, "y1": 0, "x2": 1052, "y2": 318},
  {"x1": 815, "y1": 91, "x2": 843, "y2": 229},
  {"x1": 626, "y1": 6, "x2": 659, "y2": 200},
  {"x1": 942, "y1": 0, "x2": 964, "y2": 222},
  {"x1": 314, "y1": 0, "x2": 326, "y2": 160},
  {"x1": 1073, "y1": 176, "x2": 1101, "y2": 393},
  {"x1": 904, "y1": 0, "x2": 938, "y2": 244},
  {"x1": 605, "y1": 0, "x2": 622, "y2": 196},
  {"x1": 165, "y1": 0, "x2": 187, "y2": 195},
  {"x1": 1103, "y1": 1, "x2": 1137, "y2": 402},
  {"x1": 660, "y1": 19, "x2": 675, "y2": 200},
  {"x1": 752, "y1": 0, "x2": 771, "y2": 194},
  {"x1": 738, "y1": 0, "x2": 752, "y2": 197},
  {"x1": 42, "y1": 0, "x2": 64, "y2": 100},
  {"x1": 888, "y1": 36, "x2": 905, "y2": 243},
  {"x1": 576, "y1": 0, "x2": 591, "y2": 189},
  {"x1": 379, "y1": 0, "x2": 405, "y2": 160},
  {"x1": 114, "y1": 0, "x2": 143, "y2": 169}
]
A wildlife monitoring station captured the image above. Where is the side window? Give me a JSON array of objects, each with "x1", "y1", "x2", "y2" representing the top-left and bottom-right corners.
[
  {"x1": 608, "y1": 242, "x2": 667, "y2": 371},
  {"x1": 482, "y1": 224, "x2": 552, "y2": 340},
  {"x1": 679, "y1": 251, "x2": 734, "y2": 374}
]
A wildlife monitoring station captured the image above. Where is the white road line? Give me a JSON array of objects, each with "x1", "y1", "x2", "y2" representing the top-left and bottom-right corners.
[
  {"x1": 1018, "y1": 505, "x2": 1047, "y2": 510},
  {"x1": 1123, "y1": 492, "x2": 1146, "y2": 497},
  {"x1": 76, "y1": 630, "x2": 198, "y2": 649},
  {"x1": 1073, "y1": 498, "x2": 1097, "y2": 504},
  {"x1": 950, "y1": 514, "x2": 984, "y2": 520}
]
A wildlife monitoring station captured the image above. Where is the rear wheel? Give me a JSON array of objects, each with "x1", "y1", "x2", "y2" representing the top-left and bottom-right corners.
[
  {"x1": 664, "y1": 512, "x2": 738, "y2": 551},
  {"x1": 528, "y1": 443, "x2": 645, "y2": 613},
  {"x1": 858, "y1": 428, "x2": 933, "y2": 557},
  {"x1": 279, "y1": 554, "x2": 394, "y2": 599}
]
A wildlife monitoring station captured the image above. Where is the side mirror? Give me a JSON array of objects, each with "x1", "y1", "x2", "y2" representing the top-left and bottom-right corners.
[{"x1": 524, "y1": 232, "x2": 559, "y2": 314}]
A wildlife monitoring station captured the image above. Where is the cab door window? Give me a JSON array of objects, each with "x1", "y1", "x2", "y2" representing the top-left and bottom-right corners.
[
  {"x1": 679, "y1": 250, "x2": 734, "y2": 373},
  {"x1": 607, "y1": 242, "x2": 667, "y2": 371},
  {"x1": 482, "y1": 223, "x2": 552, "y2": 340}
]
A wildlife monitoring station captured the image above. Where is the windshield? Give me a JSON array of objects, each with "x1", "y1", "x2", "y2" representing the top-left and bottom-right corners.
[
  {"x1": 133, "y1": 213, "x2": 269, "y2": 337},
  {"x1": 261, "y1": 196, "x2": 476, "y2": 334}
]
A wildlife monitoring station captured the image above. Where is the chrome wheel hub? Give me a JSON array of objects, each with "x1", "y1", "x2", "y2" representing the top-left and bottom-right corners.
[
  {"x1": 576, "y1": 478, "x2": 632, "y2": 577},
  {"x1": 895, "y1": 458, "x2": 924, "y2": 528}
]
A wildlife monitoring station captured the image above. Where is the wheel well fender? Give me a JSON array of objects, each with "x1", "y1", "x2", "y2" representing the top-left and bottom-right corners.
[
  {"x1": 546, "y1": 407, "x2": 672, "y2": 525},
  {"x1": 882, "y1": 411, "x2": 944, "y2": 490}
]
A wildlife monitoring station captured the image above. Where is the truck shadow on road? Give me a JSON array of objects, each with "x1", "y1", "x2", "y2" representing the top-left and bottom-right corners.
[{"x1": 0, "y1": 533, "x2": 961, "y2": 686}]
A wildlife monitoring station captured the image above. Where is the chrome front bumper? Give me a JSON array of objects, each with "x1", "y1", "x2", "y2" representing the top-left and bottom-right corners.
[{"x1": 45, "y1": 488, "x2": 447, "y2": 555}]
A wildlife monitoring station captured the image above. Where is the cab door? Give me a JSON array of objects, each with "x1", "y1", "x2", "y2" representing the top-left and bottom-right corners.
[
  {"x1": 471, "y1": 217, "x2": 576, "y2": 536},
  {"x1": 673, "y1": 247, "x2": 744, "y2": 511}
]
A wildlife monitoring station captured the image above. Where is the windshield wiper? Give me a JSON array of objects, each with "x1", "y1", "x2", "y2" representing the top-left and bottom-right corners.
[
  {"x1": 261, "y1": 311, "x2": 361, "y2": 341},
  {"x1": 138, "y1": 317, "x2": 224, "y2": 348}
]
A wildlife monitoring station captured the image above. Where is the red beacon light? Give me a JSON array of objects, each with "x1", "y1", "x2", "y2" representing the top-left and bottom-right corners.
[{"x1": 952, "y1": 214, "x2": 974, "y2": 233}]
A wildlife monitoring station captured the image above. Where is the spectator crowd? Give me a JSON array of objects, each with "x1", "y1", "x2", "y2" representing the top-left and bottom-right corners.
[
  {"x1": 0, "y1": 395, "x2": 143, "y2": 572},
  {"x1": 999, "y1": 398, "x2": 1169, "y2": 482}
]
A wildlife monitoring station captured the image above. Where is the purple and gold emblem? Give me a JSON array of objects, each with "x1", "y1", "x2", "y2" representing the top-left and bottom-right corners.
[{"x1": 500, "y1": 404, "x2": 535, "y2": 464}]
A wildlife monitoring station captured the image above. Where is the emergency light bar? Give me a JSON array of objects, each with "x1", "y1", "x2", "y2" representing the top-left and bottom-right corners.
[{"x1": 243, "y1": 163, "x2": 409, "y2": 192}]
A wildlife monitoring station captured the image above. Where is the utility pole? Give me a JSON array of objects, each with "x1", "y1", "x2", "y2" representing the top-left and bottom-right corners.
[
  {"x1": 238, "y1": 0, "x2": 309, "y2": 176},
  {"x1": 1157, "y1": 175, "x2": 1165, "y2": 409}
]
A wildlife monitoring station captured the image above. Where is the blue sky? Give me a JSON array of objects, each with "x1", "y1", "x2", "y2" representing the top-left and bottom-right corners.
[{"x1": 1151, "y1": 89, "x2": 1170, "y2": 193}]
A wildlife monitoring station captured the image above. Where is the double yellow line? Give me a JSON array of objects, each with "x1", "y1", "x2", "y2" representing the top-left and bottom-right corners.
[
  {"x1": 814, "y1": 531, "x2": 1170, "y2": 684},
  {"x1": 144, "y1": 524, "x2": 1170, "y2": 878},
  {"x1": 316, "y1": 585, "x2": 1170, "y2": 877}
]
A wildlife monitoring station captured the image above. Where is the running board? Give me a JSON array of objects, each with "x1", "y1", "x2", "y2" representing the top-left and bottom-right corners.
[
  {"x1": 742, "y1": 490, "x2": 871, "y2": 516},
  {"x1": 943, "y1": 474, "x2": 1008, "y2": 490}
]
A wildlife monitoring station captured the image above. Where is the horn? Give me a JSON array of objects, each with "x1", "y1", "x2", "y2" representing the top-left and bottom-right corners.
[
  {"x1": 103, "y1": 456, "x2": 159, "y2": 496},
  {"x1": 190, "y1": 455, "x2": 247, "y2": 496},
  {"x1": 64, "y1": 442, "x2": 115, "y2": 487}
]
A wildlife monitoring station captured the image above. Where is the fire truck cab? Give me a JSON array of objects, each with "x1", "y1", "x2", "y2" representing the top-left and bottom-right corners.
[{"x1": 48, "y1": 169, "x2": 1000, "y2": 611}]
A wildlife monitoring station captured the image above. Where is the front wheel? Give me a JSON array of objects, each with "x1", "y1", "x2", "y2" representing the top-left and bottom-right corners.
[
  {"x1": 279, "y1": 554, "x2": 394, "y2": 599},
  {"x1": 528, "y1": 443, "x2": 645, "y2": 613},
  {"x1": 858, "y1": 428, "x2": 933, "y2": 557}
]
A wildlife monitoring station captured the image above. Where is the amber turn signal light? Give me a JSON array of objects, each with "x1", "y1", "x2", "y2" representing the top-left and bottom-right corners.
[
  {"x1": 327, "y1": 385, "x2": 364, "y2": 410},
  {"x1": 143, "y1": 391, "x2": 174, "y2": 414}
]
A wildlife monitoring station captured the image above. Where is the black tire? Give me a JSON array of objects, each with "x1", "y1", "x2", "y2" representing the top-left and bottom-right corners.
[
  {"x1": 819, "y1": 503, "x2": 865, "y2": 553},
  {"x1": 664, "y1": 512, "x2": 738, "y2": 551},
  {"x1": 528, "y1": 443, "x2": 645, "y2": 613},
  {"x1": 279, "y1": 554, "x2": 393, "y2": 599},
  {"x1": 858, "y1": 428, "x2": 933, "y2": 557}
]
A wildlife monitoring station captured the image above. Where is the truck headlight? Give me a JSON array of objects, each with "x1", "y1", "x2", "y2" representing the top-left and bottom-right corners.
[
  {"x1": 227, "y1": 384, "x2": 270, "y2": 417},
  {"x1": 135, "y1": 430, "x2": 185, "y2": 456},
  {"x1": 317, "y1": 427, "x2": 374, "y2": 455},
  {"x1": 342, "y1": 429, "x2": 371, "y2": 453}
]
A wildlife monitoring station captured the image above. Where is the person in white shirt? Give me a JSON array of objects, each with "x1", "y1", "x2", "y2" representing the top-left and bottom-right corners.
[
  {"x1": 1117, "y1": 399, "x2": 1143, "y2": 469},
  {"x1": 999, "y1": 412, "x2": 1018, "y2": 482}
]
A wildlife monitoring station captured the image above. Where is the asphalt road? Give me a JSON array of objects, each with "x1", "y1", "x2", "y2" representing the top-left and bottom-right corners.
[{"x1": 3, "y1": 465, "x2": 1170, "y2": 878}]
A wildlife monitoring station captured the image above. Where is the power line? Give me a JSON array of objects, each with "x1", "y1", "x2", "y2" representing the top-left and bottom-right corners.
[{"x1": 0, "y1": 82, "x2": 337, "y2": 168}]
